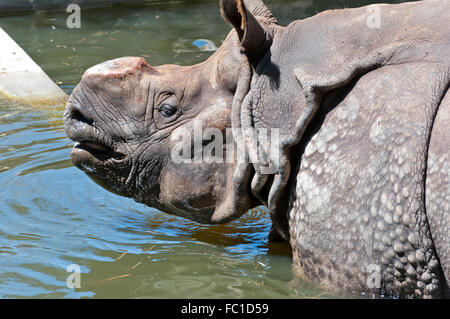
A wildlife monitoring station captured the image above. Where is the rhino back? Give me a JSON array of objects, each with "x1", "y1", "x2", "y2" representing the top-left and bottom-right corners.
[
  {"x1": 252, "y1": 0, "x2": 450, "y2": 139},
  {"x1": 289, "y1": 62, "x2": 448, "y2": 298}
]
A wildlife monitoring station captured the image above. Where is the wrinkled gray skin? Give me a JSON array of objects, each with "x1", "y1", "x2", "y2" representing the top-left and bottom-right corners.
[{"x1": 64, "y1": 0, "x2": 449, "y2": 298}]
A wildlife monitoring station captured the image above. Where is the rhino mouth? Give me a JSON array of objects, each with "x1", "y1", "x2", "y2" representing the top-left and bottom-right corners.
[
  {"x1": 72, "y1": 141, "x2": 126, "y2": 162},
  {"x1": 65, "y1": 101, "x2": 127, "y2": 170},
  {"x1": 68, "y1": 128, "x2": 127, "y2": 173}
]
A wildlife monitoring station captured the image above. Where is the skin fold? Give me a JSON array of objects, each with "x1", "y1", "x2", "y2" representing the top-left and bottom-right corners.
[{"x1": 64, "y1": 0, "x2": 449, "y2": 298}]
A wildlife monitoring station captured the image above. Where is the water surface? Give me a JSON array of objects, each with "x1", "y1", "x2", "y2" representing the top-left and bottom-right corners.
[{"x1": 0, "y1": 0, "x2": 410, "y2": 298}]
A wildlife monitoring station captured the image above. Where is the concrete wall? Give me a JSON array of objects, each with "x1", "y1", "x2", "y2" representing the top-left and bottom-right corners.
[
  {"x1": 0, "y1": 0, "x2": 168, "y2": 14},
  {"x1": 0, "y1": 28, "x2": 67, "y2": 106}
]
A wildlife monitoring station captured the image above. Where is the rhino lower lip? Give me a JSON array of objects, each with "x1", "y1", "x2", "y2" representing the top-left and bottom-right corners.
[{"x1": 73, "y1": 141, "x2": 126, "y2": 161}]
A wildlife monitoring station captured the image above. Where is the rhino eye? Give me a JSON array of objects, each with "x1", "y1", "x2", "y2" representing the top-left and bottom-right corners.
[{"x1": 159, "y1": 104, "x2": 177, "y2": 118}]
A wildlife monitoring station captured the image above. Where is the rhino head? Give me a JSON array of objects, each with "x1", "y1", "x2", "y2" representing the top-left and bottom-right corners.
[{"x1": 64, "y1": 0, "x2": 283, "y2": 229}]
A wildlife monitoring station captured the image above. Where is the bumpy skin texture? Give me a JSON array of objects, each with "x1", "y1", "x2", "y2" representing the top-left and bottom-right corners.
[
  {"x1": 426, "y1": 90, "x2": 450, "y2": 287},
  {"x1": 289, "y1": 64, "x2": 447, "y2": 298},
  {"x1": 64, "y1": 0, "x2": 449, "y2": 298},
  {"x1": 246, "y1": 1, "x2": 449, "y2": 297}
]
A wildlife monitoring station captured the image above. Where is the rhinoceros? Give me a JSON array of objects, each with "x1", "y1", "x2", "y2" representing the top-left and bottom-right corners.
[{"x1": 64, "y1": 0, "x2": 449, "y2": 298}]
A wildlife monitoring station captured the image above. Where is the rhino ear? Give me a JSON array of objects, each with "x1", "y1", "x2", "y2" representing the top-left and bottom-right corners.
[{"x1": 220, "y1": 0, "x2": 273, "y2": 64}]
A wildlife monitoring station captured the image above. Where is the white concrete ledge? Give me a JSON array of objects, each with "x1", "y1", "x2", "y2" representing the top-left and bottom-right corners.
[{"x1": 0, "y1": 27, "x2": 67, "y2": 107}]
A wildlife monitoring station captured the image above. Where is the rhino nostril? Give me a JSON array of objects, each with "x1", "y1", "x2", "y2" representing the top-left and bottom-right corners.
[{"x1": 71, "y1": 109, "x2": 94, "y2": 126}]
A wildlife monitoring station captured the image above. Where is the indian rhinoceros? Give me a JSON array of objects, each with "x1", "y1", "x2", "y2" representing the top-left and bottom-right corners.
[{"x1": 63, "y1": 0, "x2": 449, "y2": 298}]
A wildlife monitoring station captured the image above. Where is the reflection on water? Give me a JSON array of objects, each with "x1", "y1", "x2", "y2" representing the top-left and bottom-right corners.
[{"x1": 0, "y1": 0, "x2": 410, "y2": 298}]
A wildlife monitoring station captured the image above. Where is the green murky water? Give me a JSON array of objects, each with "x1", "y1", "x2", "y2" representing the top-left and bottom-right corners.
[{"x1": 0, "y1": 0, "x2": 410, "y2": 298}]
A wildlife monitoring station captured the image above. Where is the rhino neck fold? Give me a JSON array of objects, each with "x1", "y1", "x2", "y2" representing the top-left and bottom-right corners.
[{"x1": 230, "y1": 54, "x2": 291, "y2": 241}]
